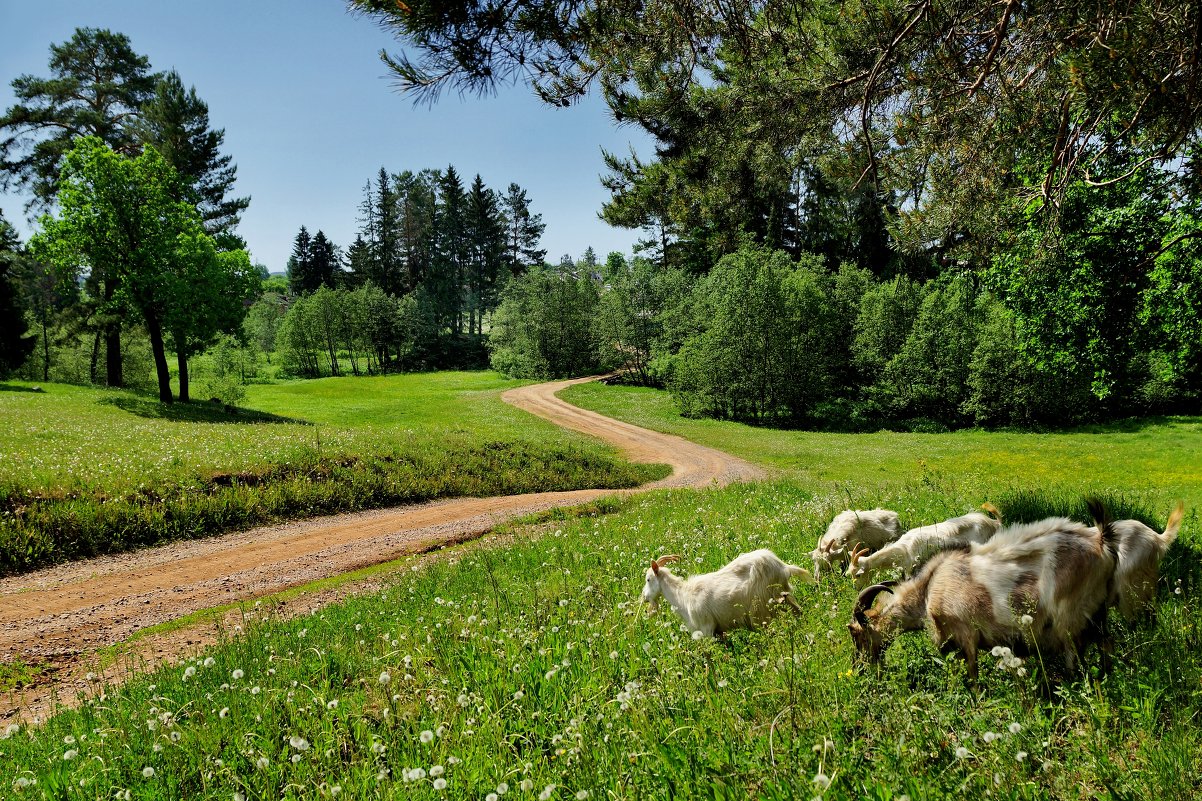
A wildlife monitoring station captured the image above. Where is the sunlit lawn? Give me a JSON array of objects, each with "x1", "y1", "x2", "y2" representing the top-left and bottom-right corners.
[
  {"x1": 562, "y1": 382, "x2": 1202, "y2": 510},
  {"x1": 0, "y1": 374, "x2": 664, "y2": 573}
]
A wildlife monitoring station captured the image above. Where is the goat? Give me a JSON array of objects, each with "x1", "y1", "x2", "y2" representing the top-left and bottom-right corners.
[
  {"x1": 845, "y1": 503, "x2": 1002, "y2": 589},
  {"x1": 848, "y1": 501, "x2": 1118, "y2": 681},
  {"x1": 641, "y1": 549, "x2": 815, "y2": 637},
  {"x1": 811, "y1": 508, "x2": 901, "y2": 578},
  {"x1": 1107, "y1": 501, "x2": 1184, "y2": 620}
]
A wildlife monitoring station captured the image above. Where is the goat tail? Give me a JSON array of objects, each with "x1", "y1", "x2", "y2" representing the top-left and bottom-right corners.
[
  {"x1": 1161, "y1": 500, "x2": 1186, "y2": 548},
  {"x1": 1086, "y1": 497, "x2": 1118, "y2": 555},
  {"x1": 787, "y1": 563, "x2": 817, "y2": 585}
]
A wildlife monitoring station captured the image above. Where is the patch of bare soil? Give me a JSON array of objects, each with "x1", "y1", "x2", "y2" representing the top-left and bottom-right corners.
[{"x1": 1, "y1": 377, "x2": 764, "y2": 722}]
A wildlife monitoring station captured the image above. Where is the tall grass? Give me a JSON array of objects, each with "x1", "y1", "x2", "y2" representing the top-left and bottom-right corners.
[
  {"x1": 0, "y1": 374, "x2": 666, "y2": 575},
  {"x1": 3, "y1": 483, "x2": 1198, "y2": 800}
]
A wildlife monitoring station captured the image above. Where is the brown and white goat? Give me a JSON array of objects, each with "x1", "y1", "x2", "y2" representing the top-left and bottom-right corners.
[
  {"x1": 811, "y1": 508, "x2": 901, "y2": 578},
  {"x1": 1107, "y1": 501, "x2": 1184, "y2": 619},
  {"x1": 845, "y1": 503, "x2": 1002, "y2": 589},
  {"x1": 848, "y1": 503, "x2": 1117, "y2": 680},
  {"x1": 641, "y1": 550, "x2": 814, "y2": 637}
]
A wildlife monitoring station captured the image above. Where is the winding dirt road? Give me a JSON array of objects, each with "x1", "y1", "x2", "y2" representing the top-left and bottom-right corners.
[{"x1": 0, "y1": 377, "x2": 761, "y2": 717}]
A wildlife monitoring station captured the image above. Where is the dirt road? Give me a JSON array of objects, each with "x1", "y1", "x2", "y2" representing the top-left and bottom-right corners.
[{"x1": 1, "y1": 378, "x2": 761, "y2": 716}]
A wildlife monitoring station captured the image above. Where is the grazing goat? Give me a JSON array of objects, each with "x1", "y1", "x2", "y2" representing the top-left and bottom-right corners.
[
  {"x1": 641, "y1": 549, "x2": 815, "y2": 637},
  {"x1": 848, "y1": 502, "x2": 1117, "y2": 681},
  {"x1": 1108, "y1": 501, "x2": 1184, "y2": 619},
  {"x1": 811, "y1": 508, "x2": 900, "y2": 578},
  {"x1": 845, "y1": 503, "x2": 1002, "y2": 589}
]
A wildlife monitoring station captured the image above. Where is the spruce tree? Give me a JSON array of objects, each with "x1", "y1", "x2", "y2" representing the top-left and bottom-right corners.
[
  {"x1": 132, "y1": 70, "x2": 250, "y2": 246},
  {"x1": 287, "y1": 226, "x2": 314, "y2": 295},
  {"x1": 309, "y1": 230, "x2": 340, "y2": 291},
  {"x1": 465, "y1": 175, "x2": 506, "y2": 335},
  {"x1": 432, "y1": 167, "x2": 467, "y2": 335},
  {"x1": 501, "y1": 183, "x2": 546, "y2": 275}
]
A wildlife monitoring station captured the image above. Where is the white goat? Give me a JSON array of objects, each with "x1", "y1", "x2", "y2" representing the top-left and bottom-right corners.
[
  {"x1": 641, "y1": 549, "x2": 815, "y2": 637},
  {"x1": 849, "y1": 501, "x2": 1118, "y2": 681},
  {"x1": 845, "y1": 503, "x2": 1002, "y2": 588},
  {"x1": 811, "y1": 508, "x2": 900, "y2": 578},
  {"x1": 1108, "y1": 501, "x2": 1184, "y2": 619}
]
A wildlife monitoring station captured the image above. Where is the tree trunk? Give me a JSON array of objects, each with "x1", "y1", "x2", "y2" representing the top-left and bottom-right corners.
[
  {"x1": 177, "y1": 350, "x2": 190, "y2": 403},
  {"x1": 145, "y1": 313, "x2": 174, "y2": 404},
  {"x1": 103, "y1": 279, "x2": 122, "y2": 387},
  {"x1": 40, "y1": 314, "x2": 50, "y2": 382},
  {"x1": 90, "y1": 330, "x2": 101, "y2": 384}
]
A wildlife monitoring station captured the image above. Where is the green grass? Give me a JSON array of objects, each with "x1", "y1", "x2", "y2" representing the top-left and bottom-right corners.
[
  {"x1": 4, "y1": 379, "x2": 1200, "y2": 799},
  {"x1": 3, "y1": 483, "x2": 1198, "y2": 800},
  {"x1": 0, "y1": 374, "x2": 666, "y2": 575},
  {"x1": 561, "y1": 382, "x2": 1202, "y2": 510}
]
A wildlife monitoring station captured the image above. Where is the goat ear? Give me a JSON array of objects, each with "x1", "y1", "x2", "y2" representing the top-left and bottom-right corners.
[{"x1": 650, "y1": 559, "x2": 659, "y2": 575}]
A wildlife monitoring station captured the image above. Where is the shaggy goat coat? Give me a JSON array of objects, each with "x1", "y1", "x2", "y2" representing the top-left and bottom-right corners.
[
  {"x1": 850, "y1": 510, "x2": 1118, "y2": 679},
  {"x1": 811, "y1": 508, "x2": 900, "y2": 577}
]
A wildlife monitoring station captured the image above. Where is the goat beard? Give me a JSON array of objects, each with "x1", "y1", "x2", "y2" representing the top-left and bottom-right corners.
[{"x1": 645, "y1": 599, "x2": 659, "y2": 616}]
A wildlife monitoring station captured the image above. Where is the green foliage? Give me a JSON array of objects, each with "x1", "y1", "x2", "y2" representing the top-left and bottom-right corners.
[
  {"x1": 670, "y1": 247, "x2": 839, "y2": 423},
  {"x1": 0, "y1": 210, "x2": 35, "y2": 375},
  {"x1": 489, "y1": 266, "x2": 602, "y2": 379},
  {"x1": 30, "y1": 137, "x2": 251, "y2": 404},
  {"x1": 0, "y1": 373, "x2": 665, "y2": 575}
]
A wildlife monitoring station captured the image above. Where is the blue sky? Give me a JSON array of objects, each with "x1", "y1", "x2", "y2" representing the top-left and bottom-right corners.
[{"x1": 0, "y1": 0, "x2": 654, "y2": 271}]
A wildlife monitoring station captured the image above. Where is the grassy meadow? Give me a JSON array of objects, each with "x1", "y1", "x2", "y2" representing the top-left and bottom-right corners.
[
  {"x1": 562, "y1": 382, "x2": 1202, "y2": 509},
  {"x1": 0, "y1": 373, "x2": 665, "y2": 575},
  {"x1": 3, "y1": 380, "x2": 1200, "y2": 799}
]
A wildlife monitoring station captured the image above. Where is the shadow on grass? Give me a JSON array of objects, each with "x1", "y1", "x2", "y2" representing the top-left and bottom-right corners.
[
  {"x1": 0, "y1": 383, "x2": 46, "y2": 393},
  {"x1": 101, "y1": 395, "x2": 309, "y2": 425}
]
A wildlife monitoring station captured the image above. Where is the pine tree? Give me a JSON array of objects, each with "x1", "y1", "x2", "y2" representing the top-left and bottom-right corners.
[
  {"x1": 1, "y1": 28, "x2": 157, "y2": 387},
  {"x1": 0, "y1": 28, "x2": 156, "y2": 207}
]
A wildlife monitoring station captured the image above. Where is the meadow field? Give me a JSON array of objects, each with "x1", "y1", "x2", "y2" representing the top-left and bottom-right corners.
[
  {"x1": 0, "y1": 374, "x2": 664, "y2": 574},
  {"x1": 3, "y1": 380, "x2": 1199, "y2": 799}
]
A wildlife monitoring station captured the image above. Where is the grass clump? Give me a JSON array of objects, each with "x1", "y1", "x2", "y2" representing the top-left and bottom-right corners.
[
  {"x1": 4, "y1": 482, "x2": 1198, "y2": 799},
  {"x1": 0, "y1": 373, "x2": 666, "y2": 575}
]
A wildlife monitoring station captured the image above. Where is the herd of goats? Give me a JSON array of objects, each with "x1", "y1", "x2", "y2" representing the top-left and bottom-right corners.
[{"x1": 640, "y1": 501, "x2": 1185, "y2": 681}]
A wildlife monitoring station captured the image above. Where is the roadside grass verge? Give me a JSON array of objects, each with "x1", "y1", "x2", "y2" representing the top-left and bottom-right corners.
[
  {"x1": 3, "y1": 481, "x2": 1198, "y2": 800},
  {"x1": 0, "y1": 373, "x2": 666, "y2": 575}
]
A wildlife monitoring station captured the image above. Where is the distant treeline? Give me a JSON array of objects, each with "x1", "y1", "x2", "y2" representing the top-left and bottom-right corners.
[
  {"x1": 263, "y1": 165, "x2": 548, "y2": 374},
  {"x1": 491, "y1": 240, "x2": 1200, "y2": 429}
]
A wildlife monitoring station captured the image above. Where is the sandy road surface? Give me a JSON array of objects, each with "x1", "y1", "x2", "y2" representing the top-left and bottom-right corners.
[{"x1": 1, "y1": 377, "x2": 762, "y2": 716}]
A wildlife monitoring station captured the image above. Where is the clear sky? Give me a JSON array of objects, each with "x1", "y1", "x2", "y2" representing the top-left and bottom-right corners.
[{"x1": 0, "y1": 0, "x2": 654, "y2": 271}]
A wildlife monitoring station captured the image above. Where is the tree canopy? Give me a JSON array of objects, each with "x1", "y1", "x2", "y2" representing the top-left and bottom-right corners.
[
  {"x1": 30, "y1": 137, "x2": 253, "y2": 404},
  {"x1": 352, "y1": 0, "x2": 1202, "y2": 254}
]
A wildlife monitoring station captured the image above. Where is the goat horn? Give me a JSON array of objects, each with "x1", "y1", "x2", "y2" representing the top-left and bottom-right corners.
[
  {"x1": 980, "y1": 502, "x2": 1001, "y2": 522},
  {"x1": 852, "y1": 582, "x2": 897, "y2": 626},
  {"x1": 655, "y1": 554, "x2": 681, "y2": 566}
]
